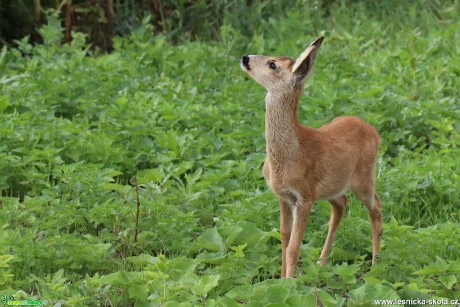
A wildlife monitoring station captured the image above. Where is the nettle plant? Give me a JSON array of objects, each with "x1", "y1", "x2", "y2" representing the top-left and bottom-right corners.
[{"x1": 0, "y1": 2, "x2": 459, "y2": 305}]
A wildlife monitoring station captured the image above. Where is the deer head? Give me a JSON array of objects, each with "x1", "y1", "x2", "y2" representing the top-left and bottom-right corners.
[{"x1": 240, "y1": 36, "x2": 324, "y2": 93}]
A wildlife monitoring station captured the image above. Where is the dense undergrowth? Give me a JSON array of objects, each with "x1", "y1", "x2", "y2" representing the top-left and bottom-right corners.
[{"x1": 0, "y1": 1, "x2": 459, "y2": 306}]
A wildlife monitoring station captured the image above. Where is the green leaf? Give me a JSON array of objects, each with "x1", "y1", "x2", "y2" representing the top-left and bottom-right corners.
[
  {"x1": 219, "y1": 224, "x2": 243, "y2": 248},
  {"x1": 168, "y1": 257, "x2": 198, "y2": 280},
  {"x1": 225, "y1": 285, "x2": 254, "y2": 302},
  {"x1": 266, "y1": 285, "x2": 288, "y2": 303},
  {"x1": 163, "y1": 302, "x2": 193, "y2": 307},
  {"x1": 233, "y1": 221, "x2": 267, "y2": 248},
  {"x1": 99, "y1": 271, "x2": 142, "y2": 285},
  {"x1": 136, "y1": 168, "x2": 163, "y2": 184},
  {"x1": 117, "y1": 96, "x2": 128, "y2": 106},
  {"x1": 329, "y1": 247, "x2": 360, "y2": 262},
  {"x1": 129, "y1": 284, "x2": 148, "y2": 300},
  {"x1": 0, "y1": 255, "x2": 14, "y2": 267},
  {"x1": 333, "y1": 262, "x2": 360, "y2": 284},
  {"x1": 0, "y1": 273, "x2": 13, "y2": 286},
  {"x1": 206, "y1": 297, "x2": 239, "y2": 307},
  {"x1": 0, "y1": 96, "x2": 10, "y2": 112},
  {"x1": 197, "y1": 227, "x2": 225, "y2": 252},
  {"x1": 317, "y1": 289, "x2": 337, "y2": 307},
  {"x1": 348, "y1": 283, "x2": 400, "y2": 307},
  {"x1": 0, "y1": 46, "x2": 7, "y2": 69},
  {"x1": 99, "y1": 271, "x2": 129, "y2": 285},
  {"x1": 195, "y1": 251, "x2": 227, "y2": 264},
  {"x1": 414, "y1": 257, "x2": 449, "y2": 275},
  {"x1": 178, "y1": 271, "x2": 199, "y2": 289},
  {"x1": 126, "y1": 254, "x2": 158, "y2": 267},
  {"x1": 438, "y1": 275, "x2": 457, "y2": 290},
  {"x1": 230, "y1": 244, "x2": 246, "y2": 258},
  {"x1": 286, "y1": 294, "x2": 317, "y2": 306},
  {"x1": 397, "y1": 289, "x2": 432, "y2": 306},
  {"x1": 192, "y1": 274, "x2": 221, "y2": 297}
]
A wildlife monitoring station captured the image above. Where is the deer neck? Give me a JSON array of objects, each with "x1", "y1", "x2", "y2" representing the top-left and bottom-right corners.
[{"x1": 264, "y1": 85, "x2": 304, "y2": 157}]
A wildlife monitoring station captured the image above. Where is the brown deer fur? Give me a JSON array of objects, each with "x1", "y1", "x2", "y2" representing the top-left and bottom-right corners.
[{"x1": 240, "y1": 36, "x2": 383, "y2": 278}]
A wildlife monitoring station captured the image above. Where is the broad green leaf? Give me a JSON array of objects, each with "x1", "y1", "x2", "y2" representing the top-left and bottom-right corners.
[
  {"x1": 163, "y1": 302, "x2": 193, "y2": 307},
  {"x1": 234, "y1": 221, "x2": 267, "y2": 248},
  {"x1": 348, "y1": 283, "x2": 400, "y2": 307},
  {"x1": 405, "y1": 282, "x2": 433, "y2": 294},
  {"x1": 197, "y1": 227, "x2": 225, "y2": 252},
  {"x1": 129, "y1": 284, "x2": 148, "y2": 300},
  {"x1": 266, "y1": 285, "x2": 288, "y2": 303},
  {"x1": 333, "y1": 262, "x2": 360, "y2": 284},
  {"x1": 179, "y1": 271, "x2": 199, "y2": 289},
  {"x1": 195, "y1": 251, "x2": 227, "y2": 264},
  {"x1": 136, "y1": 168, "x2": 163, "y2": 184},
  {"x1": 414, "y1": 257, "x2": 449, "y2": 275},
  {"x1": 99, "y1": 271, "x2": 142, "y2": 285},
  {"x1": 206, "y1": 297, "x2": 239, "y2": 307},
  {"x1": 108, "y1": 170, "x2": 123, "y2": 178},
  {"x1": 226, "y1": 285, "x2": 254, "y2": 301},
  {"x1": 219, "y1": 224, "x2": 243, "y2": 248},
  {"x1": 448, "y1": 261, "x2": 460, "y2": 273},
  {"x1": 168, "y1": 257, "x2": 198, "y2": 280},
  {"x1": 286, "y1": 294, "x2": 317, "y2": 306},
  {"x1": 99, "y1": 271, "x2": 128, "y2": 285},
  {"x1": 192, "y1": 274, "x2": 221, "y2": 297},
  {"x1": 397, "y1": 289, "x2": 432, "y2": 305},
  {"x1": 126, "y1": 254, "x2": 158, "y2": 267},
  {"x1": 318, "y1": 289, "x2": 337, "y2": 307}
]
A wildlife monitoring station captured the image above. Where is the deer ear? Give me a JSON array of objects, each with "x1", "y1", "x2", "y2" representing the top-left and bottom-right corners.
[{"x1": 292, "y1": 36, "x2": 324, "y2": 82}]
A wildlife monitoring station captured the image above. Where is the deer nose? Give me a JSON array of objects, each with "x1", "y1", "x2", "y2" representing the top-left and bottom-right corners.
[{"x1": 241, "y1": 55, "x2": 250, "y2": 70}]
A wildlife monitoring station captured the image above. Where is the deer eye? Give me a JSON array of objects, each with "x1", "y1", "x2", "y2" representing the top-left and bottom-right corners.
[{"x1": 269, "y1": 62, "x2": 277, "y2": 70}]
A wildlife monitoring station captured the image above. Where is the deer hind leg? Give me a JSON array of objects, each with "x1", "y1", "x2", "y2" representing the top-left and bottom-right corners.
[
  {"x1": 369, "y1": 192, "x2": 383, "y2": 264},
  {"x1": 318, "y1": 195, "x2": 348, "y2": 266},
  {"x1": 352, "y1": 185, "x2": 383, "y2": 265}
]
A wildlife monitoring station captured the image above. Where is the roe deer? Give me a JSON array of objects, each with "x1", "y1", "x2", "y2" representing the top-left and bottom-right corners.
[{"x1": 240, "y1": 36, "x2": 382, "y2": 278}]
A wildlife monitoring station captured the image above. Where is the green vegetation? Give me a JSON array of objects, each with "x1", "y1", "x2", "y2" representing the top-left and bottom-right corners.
[{"x1": 0, "y1": 1, "x2": 459, "y2": 306}]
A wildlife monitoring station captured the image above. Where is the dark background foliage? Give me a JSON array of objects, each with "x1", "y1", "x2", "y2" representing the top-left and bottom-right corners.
[{"x1": 0, "y1": 0, "x2": 452, "y2": 50}]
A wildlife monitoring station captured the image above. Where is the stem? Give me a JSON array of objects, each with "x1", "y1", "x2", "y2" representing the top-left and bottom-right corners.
[
  {"x1": 34, "y1": 0, "x2": 41, "y2": 22},
  {"x1": 132, "y1": 176, "x2": 141, "y2": 243},
  {"x1": 65, "y1": 0, "x2": 73, "y2": 43}
]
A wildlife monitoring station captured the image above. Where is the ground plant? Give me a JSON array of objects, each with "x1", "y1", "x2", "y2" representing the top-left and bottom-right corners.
[{"x1": 0, "y1": 1, "x2": 459, "y2": 306}]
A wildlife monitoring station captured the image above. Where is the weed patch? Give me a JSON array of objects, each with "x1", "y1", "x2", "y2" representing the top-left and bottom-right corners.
[{"x1": 0, "y1": 1, "x2": 459, "y2": 305}]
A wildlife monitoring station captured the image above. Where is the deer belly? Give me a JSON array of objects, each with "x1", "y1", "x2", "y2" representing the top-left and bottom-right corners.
[{"x1": 316, "y1": 180, "x2": 351, "y2": 201}]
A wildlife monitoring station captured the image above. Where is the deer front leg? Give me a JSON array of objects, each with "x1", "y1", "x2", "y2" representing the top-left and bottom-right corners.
[
  {"x1": 285, "y1": 201, "x2": 312, "y2": 278},
  {"x1": 279, "y1": 200, "x2": 292, "y2": 278}
]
